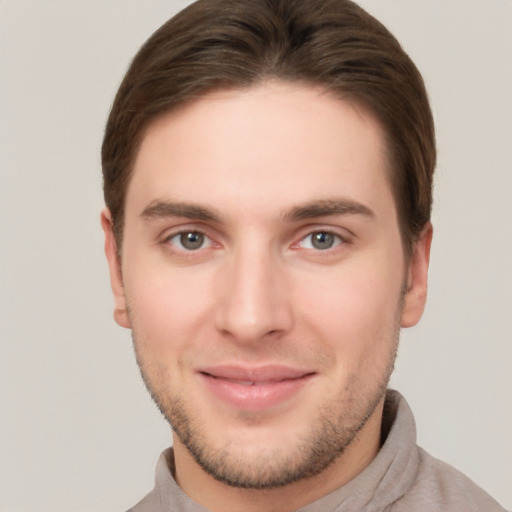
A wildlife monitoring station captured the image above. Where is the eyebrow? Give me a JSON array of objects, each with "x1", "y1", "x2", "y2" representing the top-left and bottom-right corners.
[
  {"x1": 140, "y1": 200, "x2": 222, "y2": 223},
  {"x1": 139, "y1": 198, "x2": 375, "y2": 224},
  {"x1": 283, "y1": 199, "x2": 375, "y2": 222}
]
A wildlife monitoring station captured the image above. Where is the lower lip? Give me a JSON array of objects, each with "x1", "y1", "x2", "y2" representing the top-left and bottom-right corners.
[{"x1": 199, "y1": 373, "x2": 314, "y2": 411}]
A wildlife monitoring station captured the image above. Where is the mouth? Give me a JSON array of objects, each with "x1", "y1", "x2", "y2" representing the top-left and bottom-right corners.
[
  {"x1": 211, "y1": 379, "x2": 278, "y2": 386},
  {"x1": 197, "y1": 365, "x2": 316, "y2": 411}
]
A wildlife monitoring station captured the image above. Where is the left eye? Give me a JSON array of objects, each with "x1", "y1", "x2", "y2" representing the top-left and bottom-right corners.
[
  {"x1": 167, "y1": 231, "x2": 211, "y2": 251},
  {"x1": 299, "y1": 231, "x2": 342, "y2": 250}
]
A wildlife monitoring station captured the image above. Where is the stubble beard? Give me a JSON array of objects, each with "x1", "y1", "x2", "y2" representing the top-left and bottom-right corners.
[
  {"x1": 133, "y1": 334, "x2": 399, "y2": 490},
  {"x1": 129, "y1": 280, "x2": 405, "y2": 490}
]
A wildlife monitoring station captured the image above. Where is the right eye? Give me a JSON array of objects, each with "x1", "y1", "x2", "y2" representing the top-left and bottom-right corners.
[{"x1": 166, "y1": 231, "x2": 212, "y2": 251}]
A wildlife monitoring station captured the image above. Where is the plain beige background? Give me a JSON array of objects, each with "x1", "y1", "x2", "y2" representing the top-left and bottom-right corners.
[{"x1": 1, "y1": 1, "x2": 511, "y2": 511}]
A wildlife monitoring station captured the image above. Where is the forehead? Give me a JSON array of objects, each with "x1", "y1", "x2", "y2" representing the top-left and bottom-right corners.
[{"x1": 126, "y1": 81, "x2": 395, "y2": 222}]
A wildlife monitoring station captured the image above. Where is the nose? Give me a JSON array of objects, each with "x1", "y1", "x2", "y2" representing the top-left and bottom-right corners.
[{"x1": 214, "y1": 245, "x2": 294, "y2": 344}]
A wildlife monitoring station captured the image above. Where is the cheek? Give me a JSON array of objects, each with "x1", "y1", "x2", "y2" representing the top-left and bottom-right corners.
[
  {"x1": 124, "y1": 263, "x2": 215, "y2": 355},
  {"x1": 296, "y1": 257, "x2": 404, "y2": 356}
]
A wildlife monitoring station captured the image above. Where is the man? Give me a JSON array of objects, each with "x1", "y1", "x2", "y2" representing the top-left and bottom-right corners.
[{"x1": 101, "y1": 0, "x2": 506, "y2": 510}]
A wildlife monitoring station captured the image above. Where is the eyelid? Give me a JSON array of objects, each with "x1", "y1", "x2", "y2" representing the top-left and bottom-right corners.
[
  {"x1": 160, "y1": 224, "x2": 220, "y2": 252},
  {"x1": 167, "y1": 231, "x2": 212, "y2": 251},
  {"x1": 298, "y1": 231, "x2": 343, "y2": 250},
  {"x1": 291, "y1": 225, "x2": 353, "y2": 249}
]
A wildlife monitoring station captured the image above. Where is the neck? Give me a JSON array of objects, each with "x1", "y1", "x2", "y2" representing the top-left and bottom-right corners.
[{"x1": 172, "y1": 399, "x2": 384, "y2": 512}]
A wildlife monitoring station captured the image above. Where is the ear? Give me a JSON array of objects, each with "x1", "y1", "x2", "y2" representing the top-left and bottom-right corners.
[
  {"x1": 401, "y1": 223, "x2": 433, "y2": 328},
  {"x1": 101, "y1": 208, "x2": 131, "y2": 329}
]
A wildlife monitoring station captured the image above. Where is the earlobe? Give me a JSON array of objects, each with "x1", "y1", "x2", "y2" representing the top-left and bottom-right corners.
[
  {"x1": 100, "y1": 208, "x2": 131, "y2": 329},
  {"x1": 401, "y1": 223, "x2": 433, "y2": 328}
]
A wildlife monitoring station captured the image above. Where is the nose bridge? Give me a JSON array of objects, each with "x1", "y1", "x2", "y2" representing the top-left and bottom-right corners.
[{"x1": 215, "y1": 239, "x2": 292, "y2": 343}]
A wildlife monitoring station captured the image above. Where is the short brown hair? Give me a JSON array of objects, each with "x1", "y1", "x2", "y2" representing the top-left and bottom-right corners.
[{"x1": 102, "y1": 0, "x2": 435, "y2": 254}]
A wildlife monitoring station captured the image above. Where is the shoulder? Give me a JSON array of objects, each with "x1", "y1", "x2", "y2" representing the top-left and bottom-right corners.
[{"x1": 391, "y1": 447, "x2": 507, "y2": 512}]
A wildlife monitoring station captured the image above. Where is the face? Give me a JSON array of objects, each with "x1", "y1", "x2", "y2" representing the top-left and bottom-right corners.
[{"x1": 103, "y1": 81, "x2": 430, "y2": 491}]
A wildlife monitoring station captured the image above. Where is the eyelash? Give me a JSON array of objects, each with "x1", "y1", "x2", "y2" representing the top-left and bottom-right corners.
[
  {"x1": 162, "y1": 227, "x2": 349, "y2": 256},
  {"x1": 295, "y1": 231, "x2": 345, "y2": 251},
  {"x1": 164, "y1": 230, "x2": 215, "y2": 252}
]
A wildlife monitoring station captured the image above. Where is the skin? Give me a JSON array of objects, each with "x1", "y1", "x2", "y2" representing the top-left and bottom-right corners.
[{"x1": 102, "y1": 81, "x2": 432, "y2": 512}]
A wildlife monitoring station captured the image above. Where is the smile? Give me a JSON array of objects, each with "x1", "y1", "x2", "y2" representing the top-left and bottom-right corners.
[{"x1": 197, "y1": 365, "x2": 316, "y2": 411}]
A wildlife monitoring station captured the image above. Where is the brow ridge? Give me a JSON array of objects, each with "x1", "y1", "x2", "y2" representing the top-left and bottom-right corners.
[
  {"x1": 283, "y1": 199, "x2": 375, "y2": 222},
  {"x1": 140, "y1": 198, "x2": 374, "y2": 224},
  {"x1": 140, "y1": 200, "x2": 221, "y2": 222}
]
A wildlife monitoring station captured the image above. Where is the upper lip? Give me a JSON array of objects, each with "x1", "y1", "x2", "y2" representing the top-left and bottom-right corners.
[{"x1": 198, "y1": 365, "x2": 315, "y2": 383}]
